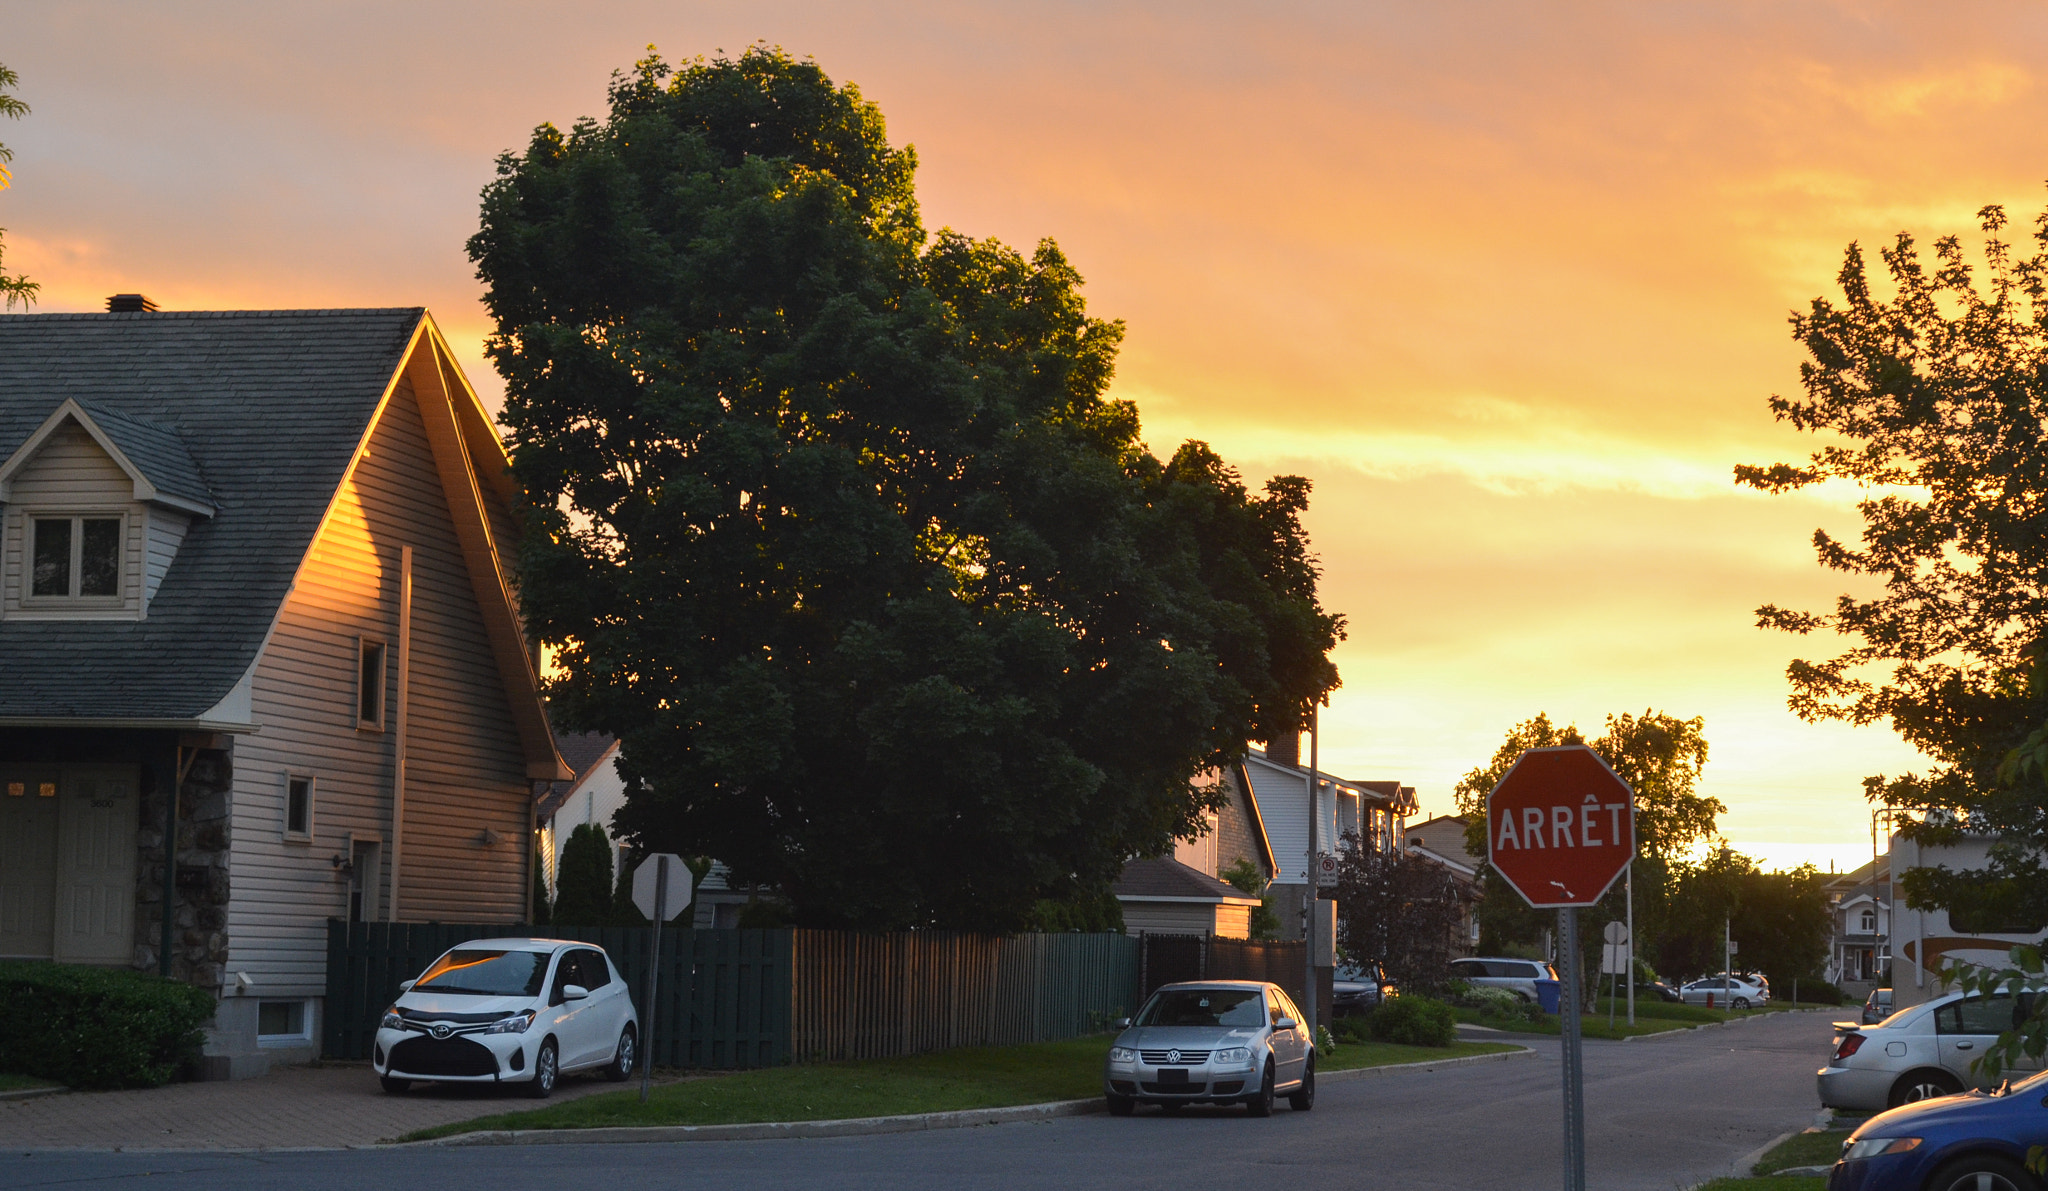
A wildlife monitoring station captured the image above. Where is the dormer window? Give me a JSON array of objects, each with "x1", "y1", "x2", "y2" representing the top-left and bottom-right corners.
[{"x1": 31, "y1": 515, "x2": 125, "y2": 600}]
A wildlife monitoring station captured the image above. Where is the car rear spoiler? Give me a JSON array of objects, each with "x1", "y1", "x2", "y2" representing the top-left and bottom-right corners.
[{"x1": 1832, "y1": 1021, "x2": 1862, "y2": 1033}]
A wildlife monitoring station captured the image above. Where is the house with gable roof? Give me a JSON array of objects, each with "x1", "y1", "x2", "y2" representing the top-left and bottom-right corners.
[{"x1": 0, "y1": 304, "x2": 568, "y2": 1077}]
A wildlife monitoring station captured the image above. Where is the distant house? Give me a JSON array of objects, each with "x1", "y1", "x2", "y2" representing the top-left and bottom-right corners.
[
  {"x1": 0, "y1": 306, "x2": 568, "y2": 1078},
  {"x1": 1112, "y1": 857, "x2": 1264, "y2": 937},
  {"x1": 1824, "y1": 856, "x2": 1892, "y2": 992},
  {"x1": 1236, "y1": 744, "x2": 1416, "y2": 938},
  {"x1": 1404, "y1": 813, "x2": 1482, "y2": 952},
  {"x1": 534, "y1": 730, "x2": 626, "y2": 890}
]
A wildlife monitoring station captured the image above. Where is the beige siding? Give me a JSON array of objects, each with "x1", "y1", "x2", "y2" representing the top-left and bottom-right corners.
[
  {"x1": 144, "y1": 507, "x2": 191, "y2": 608},
  {"x1": 229, "y1": 376, "x2": 532, "y2": 997},
  {"x1": 1, "y1": 420, "x2": 146, "y2": 619},
  {"x1": 1121, "y1": 902, "x2": 1230, "y2": 936}
]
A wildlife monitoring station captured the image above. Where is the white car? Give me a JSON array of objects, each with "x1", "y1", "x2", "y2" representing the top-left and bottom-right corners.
[
  {"x1": 1678, "y1": 975, "x2": 1768, "y2": 1009},
  {"x1": 373, "y1": 937, "x2": 639, "y2": 1097},
  {"x1": 1448, "y1": 957, "x2": 1558, "y2": 1003},
  {"x1": 1817, "y1": 987, "x2": 2041, "y2": 1111}
]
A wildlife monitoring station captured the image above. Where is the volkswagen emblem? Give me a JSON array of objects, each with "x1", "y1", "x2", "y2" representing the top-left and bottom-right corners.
[
  {"x1": 1166, "y1": 1048, "x2": 1181, "y2": 1064},
  {"x1": 431, "y1": 1023, "x2": 453, "y2": 1040}
]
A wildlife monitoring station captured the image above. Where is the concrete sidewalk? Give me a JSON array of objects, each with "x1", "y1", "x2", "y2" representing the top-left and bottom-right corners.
[{"x1": 0, "y1": 1063, "x2": 634, "y2": 1151}]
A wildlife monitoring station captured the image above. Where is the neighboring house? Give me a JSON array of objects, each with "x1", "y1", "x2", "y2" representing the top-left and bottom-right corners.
[
  {"x1": 1112, "y1": 857, "x2": 1264, "y2": 937},
  {"x1": 1169, "y1": 763, "x2": 1275, "y2": 884},
  {"x1": 0, "y1": 305, "x2": 568, "y2": 1078},
  {"x1": 534, "y1": 730, "x2": 625, "y2": 892},
  {"x1": 1825, "y1": 855, "x2": 1893, "y2": 993},
  {"x1": 1405, "y1": 813, "x2": 1483, "y2": 952},
  {"x1": 1888, "y1": 831, "x2": 2048, "y2": 1010},
  {"x1": 1237, "y1": 744, "x2": 1417, "y2": 938}
]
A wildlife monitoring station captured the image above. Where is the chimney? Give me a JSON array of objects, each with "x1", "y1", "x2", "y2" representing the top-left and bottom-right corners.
[
  {"x1": 1264, "y1": 731, "x2": 1299, "y2": 768},
  {"x1": 106, "y1": 294, "x2": 158, "y2": 313}
]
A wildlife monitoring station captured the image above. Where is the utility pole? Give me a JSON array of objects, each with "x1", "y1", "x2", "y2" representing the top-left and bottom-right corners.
[
  {"x1": 1625, "y1": 865, "x2": 1635, "y2": 1026},
  {"x1": 1304, "y1": 708, "x2": 1319, "y2": 1038}
]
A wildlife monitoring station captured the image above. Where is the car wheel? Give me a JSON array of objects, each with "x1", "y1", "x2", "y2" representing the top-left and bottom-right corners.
[
  {"x1": 1106, "y1": 1093, "x2": 1136, "y2": 1117},
  {"x1": 1888, "y1": 1069, "x2": 1963, "y2": 1108},
  {"x1": 1927, "y1": 1154, "x2": 2035, "y2": 1191},
  {"x1": 1732, "y1": 997, "x2": 1750, "y2": 1010},
  {"x1": 526, "y1": 1039, "x2": 558, "y2": 1099},
  {"x1": 379, "y1": 1075, "x2": 410, "y2": 1094},
  {"x1": 1246, "y1": 1058, "x2": 1275, "y2": 1117},
  {"x1": 1288, "y1": 1055, "x2": 1316, "y2": 1112},
  {"x1": 606, "y1": 1026, "x2": 636, "y2": 1082}
]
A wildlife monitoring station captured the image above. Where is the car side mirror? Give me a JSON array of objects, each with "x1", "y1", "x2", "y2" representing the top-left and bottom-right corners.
[
  {"x1": 1114, "y1": 1017, "x2": 1131, "y2": 1030},
  {"x1": 563, "y1": 984, "x2": 589, "y2": 1001},
  {"x1": 1275, "y1": 1016, "x2": 1298, "y2": 1032},
  {"x1": 398, "y1": 979, "x2": 415, "y2": 993}
]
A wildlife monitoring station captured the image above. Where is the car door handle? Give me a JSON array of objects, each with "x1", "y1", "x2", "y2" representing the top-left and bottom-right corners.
[{"x1": 1955, "y1": 1042, "x2": 1974, "y2": 1050}]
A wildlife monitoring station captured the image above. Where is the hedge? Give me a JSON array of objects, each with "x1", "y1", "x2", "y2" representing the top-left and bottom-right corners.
[
  {"x1": 0, "y1": 962, "x2": 216, "y2": 1089},
  {"x1": 1368, "y1": 995, "x2": 1459, "y2": 1047}
]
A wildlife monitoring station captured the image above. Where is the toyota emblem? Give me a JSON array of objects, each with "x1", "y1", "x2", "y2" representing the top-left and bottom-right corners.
[
  {"x1": 431, "y1": 1023, "x2": 453, "y2": 1039},
  {"x1": 1166, "y1": 1049, "x2": 1181, "y2": 1064}
]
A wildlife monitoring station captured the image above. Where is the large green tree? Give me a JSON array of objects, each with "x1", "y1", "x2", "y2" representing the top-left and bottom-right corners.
[
  {"x1": 470, "y1": 49, "x2": 1342, "y2": 931},
  {"x1": 1736, "y1": 202, "x2": 2048, "y2": 928},
  {"x1": 0, "y1": 62, "x2": 36, "y2": 309}
]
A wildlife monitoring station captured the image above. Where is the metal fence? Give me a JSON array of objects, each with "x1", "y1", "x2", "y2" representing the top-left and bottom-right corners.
[
  {"x1": 322, "y1": 920, "x2": 791, "y2": 1068},
  {"x1": 790, "y1": 930, "x2": 1140, "y2": 1062}
]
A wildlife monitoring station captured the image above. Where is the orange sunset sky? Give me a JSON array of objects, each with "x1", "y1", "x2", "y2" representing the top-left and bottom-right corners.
[{"x1": 9, "y1": 1, "x2": 2043, "y2": 871}]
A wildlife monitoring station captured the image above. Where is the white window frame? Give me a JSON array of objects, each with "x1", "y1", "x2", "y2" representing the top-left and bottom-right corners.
[
  {"x1": 283, "y1": 772, "x2": 315, "y2": 843},
  {"x1": 356, "y1": 636, "x2": 387, "y2": 732},
  {"x1": 255, "y1": 998, "x2": 315, "y2": 1047},
  {"x1": 19, "y1": 508, "x2": 129, "y2": 610}
]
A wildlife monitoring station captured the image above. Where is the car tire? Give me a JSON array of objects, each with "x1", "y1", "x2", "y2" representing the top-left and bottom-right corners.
[
  {"x1": 1106, "y1": 1093, "x2": 1136, "y2": 1117},
  {"x1": 606, "y1": 1026, "x2": 636, "y2": 1082},
  {"x1": 379, "y1": 1075, "x2": 410, "y2": 1094},
  {"x1": 526, "y1": 1039, "x2": 558, "y2": 1099},
  {"x1": 1246, "y1": 1058, "x2": 1275, "y2": 1118},
  {"x1": 1887, "y1": 1069, "x2": 1963, "y2": 1108},
  {"x1": 1288, "y1": 1055, "x2": 1315, "y2": 1112},
  {"x1": 1927, "y1": 1154, "x2": 2036, "y2": 1191},
  {"x1": 1732, "y1": 997, "x2": 1750, "y2": 1010}
]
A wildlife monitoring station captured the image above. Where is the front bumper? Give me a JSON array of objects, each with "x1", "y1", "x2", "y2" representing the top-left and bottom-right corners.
[
  {"x1": 374, "y1": 1025, "x2": 539, "y2": 1083},
  {"x1": 1816, "y1": 1064, "x2": 1892, "y2": 1112},
  {"x1": 1105, "y1": 1061, "x2": 1261, "y2": 1102}
]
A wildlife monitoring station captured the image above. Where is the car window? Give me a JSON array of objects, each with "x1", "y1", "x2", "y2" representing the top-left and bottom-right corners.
[
  {"x1": 1273, "y1": 988, "x2": 1305, "y2": 1025},
  {"x1": 1450, "y1": 960, "x2": 1482, "y2": 978},
  {"x1": 1135, "y1": 989, "x2": 1265, "y2": 1028},
  {"x1": 575, "y1": 949, "x2": 611, "y2": 990},
  {"x1": 1953, "y1": 994, "x2": 2021, "y2": 1035},
  {"x1": 413, "y1": 948, "x2": 549, "y2": 997}
]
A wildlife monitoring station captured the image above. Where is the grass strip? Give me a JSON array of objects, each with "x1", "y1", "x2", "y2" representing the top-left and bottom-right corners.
[
  {"x1": 1452, "y1": 1009, "x2": 1699, "y2": 1040},
  {"x1": 401, "y1": 1035, "x2": 1519, "y2": 1141},
  {"x1": 0, "y1": 1072, "x2": 58, "y2": 1093},
  {"x1": 1754, "y1": 1129, "x2": 1849, "y2": 1175},
  {"x1": 1692, "y1": 1177, "x2": 1826, "y2": 1191}
]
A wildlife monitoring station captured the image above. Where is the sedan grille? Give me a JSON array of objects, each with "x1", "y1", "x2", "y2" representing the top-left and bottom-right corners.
[
  {"x1": 388, "y1": 1036, "x2": 499, "y2": 1077},
  {"x1": 1140, "y1": 1049, "x2": 1211, "y2": 1065}
]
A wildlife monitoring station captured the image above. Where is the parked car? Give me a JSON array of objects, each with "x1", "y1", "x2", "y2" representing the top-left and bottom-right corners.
[
  {"x1": 1678, "y1": 975, "x2": 1769, "y2": 1008},
  {"x1": 1104, "y1": 981, "x2": 1316, "y2": 1117},
  {"x1": 374, "y1": 937, "x2": 638, "y2": 1097},
  {"x1": 1632, "y1": 980, "x2": 1683, "y2": 1004},
  {"x1": 1862, "y1": 987, "x2": 1895, "y2": 1025},
  {"x1": 1332, "y1": 962, "x2": 1395, "y2": 1016},
  {"x1": 1826, "y1": 1066, "x2": 2048, "y2": 1191},
  {"x1": 1817, "y1": 987, "x2": 2043, "y2": 1112},
  {"x1": 1448, "y1": 957, "x2": 1559, "y2": 1003}
]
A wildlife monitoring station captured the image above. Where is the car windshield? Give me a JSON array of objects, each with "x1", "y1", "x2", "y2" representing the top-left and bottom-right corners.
[
  {"x1": 413, "y1": 948, "x2": 549, "y2": 997},
  {"x1": 1136, "y1": 989, "x2": 1266, "y2": 1028}
]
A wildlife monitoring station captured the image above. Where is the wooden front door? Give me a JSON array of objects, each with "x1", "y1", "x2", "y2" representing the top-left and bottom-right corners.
[
  {"x1": 0, "y1": 769, "x2": 60, "y2": 957},
  {"x1": 53, "y1": 767, "x2": 138, "y2": 963}
]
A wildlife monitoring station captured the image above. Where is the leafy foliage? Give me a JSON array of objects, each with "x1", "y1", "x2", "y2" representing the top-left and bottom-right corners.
[
  {"x1": 0, "y1": 962, "x2": 215, "y2": 1089},
  {"x1": 1331, "y1": 831, "x2": 1464, "y2": 993},
  {"x1": 0, "y1": 62, "x2": 36, "y2": 310},
  {"x1": 553, "y1": 823, "x2": 616, "y2": 926},
  {"x1": 1738, "y1": 201, "x2": 2048, "y2": 898},
  {"x1": 1365, "y1": 995, "x2": 1457, "y2": 1047},
  {"x1": 471, "y1": 48, "x2": 1342, "y2": 930}
]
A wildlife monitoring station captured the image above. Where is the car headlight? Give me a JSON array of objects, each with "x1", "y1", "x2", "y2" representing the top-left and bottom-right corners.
[
  {"x1": 379, "y1": 1006, "x2": 404, "y2": 1030},
  {"x1": 486, "y1": 1010, "x2": 537, "y2": 1035},
  {"x1": 1214, "y1": 1047, "x2": 1253, "y2": 1067},
  {"x1": 1109, "y1": 1047, "x2": 1137, "y2": 1064},
  {"x1": 1843, "y1": 1137, "x2": 1921, "y2": 1162}
]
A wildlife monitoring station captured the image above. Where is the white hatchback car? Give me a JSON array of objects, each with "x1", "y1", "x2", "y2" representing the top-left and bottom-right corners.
[
  {"x1": 373, "y1": 937, "x2": 639, "y2": 1097},
  {"x1": 1817, "y1": 987, "x2": 2042, "y2": 1111}
]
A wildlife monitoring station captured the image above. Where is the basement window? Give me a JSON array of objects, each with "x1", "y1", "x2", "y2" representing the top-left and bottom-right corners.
[{"x1": 257, "y1": 1000, "x2": 311, "y2": 1046}]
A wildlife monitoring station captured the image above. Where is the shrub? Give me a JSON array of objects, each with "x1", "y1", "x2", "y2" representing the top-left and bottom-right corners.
[
  {"x1": 553, "y1": 822, "x2": 615, "y2": 925},
  {"x1": 1367, "y1": 995, "x2": 1458, "y2": 1047},
  {"x1": 1782, "y1": 977, "x2": 1846, "y2": 1005},
  {"x1": 0, "y1": 962, "x2": 216, "y2": 1089}
]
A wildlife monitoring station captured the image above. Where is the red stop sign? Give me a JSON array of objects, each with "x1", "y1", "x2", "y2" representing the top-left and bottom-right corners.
[{"x1": 1487, "y1": 745, "x2": 1635, "y2": 908}]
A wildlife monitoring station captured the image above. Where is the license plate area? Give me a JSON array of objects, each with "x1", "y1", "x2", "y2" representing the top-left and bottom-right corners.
[{"x1": 1159, "y1": 1068, "x2": 1189, "y2": 1084}]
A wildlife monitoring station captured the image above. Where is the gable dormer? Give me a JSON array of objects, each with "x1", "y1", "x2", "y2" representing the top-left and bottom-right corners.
[{"x1": 0, "y1": 398, "x2": 215, "y2": 620}]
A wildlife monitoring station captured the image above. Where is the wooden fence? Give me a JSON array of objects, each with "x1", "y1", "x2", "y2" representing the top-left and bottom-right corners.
[
  {"x1": 790, "y1": 930, "x2": 1140, "y2": 1062},
  {"x1": 1136, "y1": 932, "x2": 1310, "y2": 1007},
  {"x1": 322, "y1": 920, "x2": 791, "y2": 1068}
]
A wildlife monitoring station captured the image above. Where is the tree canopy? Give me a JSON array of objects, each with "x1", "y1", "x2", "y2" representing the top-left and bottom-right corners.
[
  {"x1": 0, "y1": 62, "x2": 36, "y2": 310},
  {"x1": 470, "y1": 48, "x2": 1343, "y2": 931},
  {"x1": 1737, "y1": 200, "x2": 2048, "y2": 923}
]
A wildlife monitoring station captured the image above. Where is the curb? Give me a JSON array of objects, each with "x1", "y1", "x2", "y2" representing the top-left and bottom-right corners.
[
  {"x1": 414, "y1": 1046, "x2": 1539, "y2": 1148},
  {"x1": 1623, "y1": 1005, "x2": 1834, "y2": 1043},
  {"x1": 0, "y1": 1085, "x2": 63, "y2": 1102}
]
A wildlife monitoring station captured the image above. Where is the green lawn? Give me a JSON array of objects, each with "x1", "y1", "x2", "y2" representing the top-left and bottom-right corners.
[
  {"x1": 401, "y1": 1034, "x2": 1521, "y2": 1141},
  {"x1": 1754, "y1": 1128, "x2": 1850, "y2": 1174},
  {"x1": 1451, "y1": 1008, "x2": 1702, "y2": 1039},
  {"x1": 0, "y1": 1072, "x2": 57, "y2": 1093},
  {"x1": 1691, "y1": 1177, "x2": 1826, "y2": 1191}
]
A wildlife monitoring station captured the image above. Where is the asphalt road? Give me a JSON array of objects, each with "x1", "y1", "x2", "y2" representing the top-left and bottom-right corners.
[{"x1": 3, "y1": 1010, "x2": 1833, "y2": 1191}]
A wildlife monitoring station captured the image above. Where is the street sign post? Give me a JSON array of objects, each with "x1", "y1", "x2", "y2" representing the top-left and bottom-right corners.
[
  {"x1": 1488, "y1": 746, "x2": 1636, "y2": 1191},
  {"x1": 630, "y1": 853, "x2": 692, "y2": 1103}
]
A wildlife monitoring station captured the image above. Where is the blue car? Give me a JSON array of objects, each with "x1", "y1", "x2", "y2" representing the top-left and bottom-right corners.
[{"x1": 1828, "y1": 1067, "x2": 2048, "y2": 1191}]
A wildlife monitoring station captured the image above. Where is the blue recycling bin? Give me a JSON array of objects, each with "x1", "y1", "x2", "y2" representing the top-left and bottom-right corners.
[{"x1": 1534, "y1": 978, "x2": 1561, "y2": 1014}]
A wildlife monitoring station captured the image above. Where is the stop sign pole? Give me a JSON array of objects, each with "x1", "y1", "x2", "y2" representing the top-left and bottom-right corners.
[{"x1": 1487, "y1": 746, "x2": 1636, "y2": 1191}]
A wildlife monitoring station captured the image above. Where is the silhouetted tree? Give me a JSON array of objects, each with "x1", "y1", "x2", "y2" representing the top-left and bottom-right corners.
[{"x1": 553, "y1": 823, "x2": 615, "y2": 925}]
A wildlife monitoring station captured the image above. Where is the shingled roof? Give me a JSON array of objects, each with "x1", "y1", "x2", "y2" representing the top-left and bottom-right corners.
[{"x1": 0, "y1": 309, "x2": 426, "y2": 723}]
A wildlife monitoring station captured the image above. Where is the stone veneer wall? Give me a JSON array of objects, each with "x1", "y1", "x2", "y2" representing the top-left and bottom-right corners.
[{"x1": 135, "y1": 742, "x2": 232, "y2": 991}]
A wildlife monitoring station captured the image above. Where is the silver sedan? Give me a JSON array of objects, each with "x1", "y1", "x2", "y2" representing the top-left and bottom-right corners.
[
  {"x1": 1103, "y1": 980, "x2": 1314, "y2": 1117},
  {"x1": 1817, "y1": 987, "x2": 2041, "y2": 1111}
]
